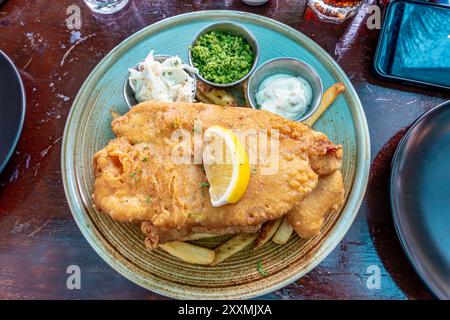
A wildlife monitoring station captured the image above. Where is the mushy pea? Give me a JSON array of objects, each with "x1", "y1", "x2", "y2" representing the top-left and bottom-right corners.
[{"x1": 191, "y1": 31, "x2": 254, "y2": 84}]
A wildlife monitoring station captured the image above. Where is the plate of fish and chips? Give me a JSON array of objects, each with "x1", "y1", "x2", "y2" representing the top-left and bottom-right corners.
[{"x1": 62, "y1": 11, "x2": 370, "y2": 299}]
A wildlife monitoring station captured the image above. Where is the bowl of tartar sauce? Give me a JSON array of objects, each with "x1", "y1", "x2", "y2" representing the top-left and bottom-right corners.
[{"x1": 246, "y1": 58, "x2": 323, "y2": 122}]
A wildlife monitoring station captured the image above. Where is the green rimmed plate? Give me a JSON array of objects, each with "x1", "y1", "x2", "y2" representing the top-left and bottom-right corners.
[{"x1": 62, "y1": 11, "x2": 370, "y2": 299}]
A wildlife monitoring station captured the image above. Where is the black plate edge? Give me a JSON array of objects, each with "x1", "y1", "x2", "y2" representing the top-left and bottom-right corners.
[
  {"x1": 0, "y1": 50, "x2": 26, "y2": 173},
  {"x1": 390, "y1": 100, "x2": 450, "y2": 300}
]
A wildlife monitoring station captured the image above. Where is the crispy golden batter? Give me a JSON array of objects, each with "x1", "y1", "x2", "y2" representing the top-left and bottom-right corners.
[
  {"x1": 141, "y1": 222, "x2": 260, "y2": 248},
  {"x1": 93, "y1": 101, "x2": 343, "y2": 246},
  {"x1": 287, "y1": 170, "x2": 344, "y2": 238}
]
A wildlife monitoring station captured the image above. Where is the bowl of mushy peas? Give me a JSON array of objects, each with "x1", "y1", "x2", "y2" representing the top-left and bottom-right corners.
[{"x1": 189, "y1": 22, "x2": 259, "y2": 87}]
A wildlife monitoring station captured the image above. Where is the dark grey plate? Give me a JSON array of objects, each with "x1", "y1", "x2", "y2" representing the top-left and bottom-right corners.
[
  {"x1": 391, "y1": 100, "x2": 450, "y2": 300},
  {"x1": 0, "y1": 50, "x2": 26, "y2": 173}
]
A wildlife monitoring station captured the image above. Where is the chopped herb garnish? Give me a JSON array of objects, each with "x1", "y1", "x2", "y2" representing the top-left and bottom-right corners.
[
  {"x1": 130, "y1": 172, "x2": 136, "y2": 178},
  {"x1": 257, "y1": 259, "x2": 269, "y2": 277},
  {"x1": 200, "y1": 182, "x2": 209, "y2": 188},
  {"x1": 251, "y1": 165, "x2": 257, "y2": 175},
  {"x1": 145, "y1": 196, "x2": 152, "y2": 203},
  {"x1": 142, "y1": 157, "x2": 148, "y2": 162}
]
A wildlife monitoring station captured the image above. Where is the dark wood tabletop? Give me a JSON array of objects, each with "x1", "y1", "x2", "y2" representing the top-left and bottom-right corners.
[{"x1": 0, "y1": 0, "x2": 448, "y2": 300}]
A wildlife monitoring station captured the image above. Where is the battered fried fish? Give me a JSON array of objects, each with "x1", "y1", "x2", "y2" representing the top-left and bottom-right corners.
[
  {"x1": 287, "y1": 170, "x2": 345, "y2": 238},
  {"x1": 93, "y1": 101, "x2": 343, "y2": 246}
]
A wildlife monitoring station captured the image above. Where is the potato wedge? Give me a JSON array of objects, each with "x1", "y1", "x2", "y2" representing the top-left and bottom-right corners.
[
  {"x1": 182, "y1": 233, "x2": 220, "y2": 241},
  {"x1": 195, "y1": 90, "x2": 213, "y2": 104},
  {"x1": 210, "y1": 233, "x2": 257, "y2": 266},
  {"x1": 110, "y1": 110, "x2": 121, "y2": 120},
  {"x1": 253, "y1": 218, "x2": 282, "y2": 249},
  {"x1": 196, "y1": 81, "x2": 239, "y2": 107},
  {"x1": 303, "y1": 82, "x2": 346, "y2": 127},
  {"x1": 272, "y1": 218, "x2": 294, "y2": 245},
  {"x1": 159, "y1": 241, "x2": 215, "y2": 265}
]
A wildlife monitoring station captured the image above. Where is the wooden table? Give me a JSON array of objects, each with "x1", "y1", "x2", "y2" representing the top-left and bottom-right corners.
[{"x1": 0, "y1": 0, "x2": 447, "y2": 300}]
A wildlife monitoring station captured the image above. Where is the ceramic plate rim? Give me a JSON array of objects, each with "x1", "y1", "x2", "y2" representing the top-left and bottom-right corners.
[{"x1": 62, "y1": 10, "x2": 370, "y2": 299}]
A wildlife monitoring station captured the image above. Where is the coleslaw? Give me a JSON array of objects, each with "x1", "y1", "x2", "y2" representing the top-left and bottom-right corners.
[{"x1": 128, "y1": 51, "x2": 198, "y2": 104}]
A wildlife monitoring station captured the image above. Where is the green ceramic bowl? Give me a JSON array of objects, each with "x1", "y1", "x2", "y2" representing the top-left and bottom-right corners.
[{"x1": 62, "y1": 11, "x2": 370, "y2": 299}]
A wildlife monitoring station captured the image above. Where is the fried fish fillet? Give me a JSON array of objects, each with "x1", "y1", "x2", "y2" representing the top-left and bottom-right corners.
[
  {"x1": 145, "y1": 170, "x2": 345, "y2": 245},
  {"x1": 93, "y1": 101, "x2": 342, "y2": 246},
  {"x1": 287, "y1": 170, "x2": 344, "y2": 238},
  {"x1": 140, "y1": 222, "x2": 260, "y2": 247}
]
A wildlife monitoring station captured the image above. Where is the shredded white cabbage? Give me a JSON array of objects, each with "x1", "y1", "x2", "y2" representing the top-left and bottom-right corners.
[{"x1": 128, "y1": 51, "x2": 198, "y2": 105}]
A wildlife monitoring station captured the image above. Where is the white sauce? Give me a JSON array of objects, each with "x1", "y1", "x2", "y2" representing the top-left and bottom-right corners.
[
  {"x1": 255, "y1": 74, "x2": 313, "y2": 120},
  {"x1": 128, "y1": 51, "x2": 198, "y2": 105}
]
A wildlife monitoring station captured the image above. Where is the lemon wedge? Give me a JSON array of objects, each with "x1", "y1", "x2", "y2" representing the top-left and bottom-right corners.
[{"x1": 202, "y1": 126, "x2": 250, "y2": 207}]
